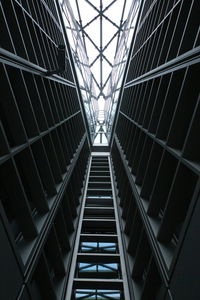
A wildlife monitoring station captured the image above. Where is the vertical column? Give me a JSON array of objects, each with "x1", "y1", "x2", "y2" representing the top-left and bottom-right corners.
[{"x1": 66, "y1": 154, "x2": 130, "y2": 299}]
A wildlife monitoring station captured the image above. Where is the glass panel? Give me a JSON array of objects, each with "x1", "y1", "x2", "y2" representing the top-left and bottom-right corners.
[
  {"x1": 76, "y1": 262, "x2": 121, "y2": 278},
  {"x1": 79, "y1": 242, "x2": 118, "y2": 253},
  {"x1": 73, "y1": 289, "x2": 124, "y2": 300}
]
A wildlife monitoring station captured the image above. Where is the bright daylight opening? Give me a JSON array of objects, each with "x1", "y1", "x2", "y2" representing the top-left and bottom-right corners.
[{"x1": 59, "y1": 0, "x2": 141, "y2": 145}]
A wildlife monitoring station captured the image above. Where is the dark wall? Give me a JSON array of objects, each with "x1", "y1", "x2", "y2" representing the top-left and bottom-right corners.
[
  {"x1": 0, "y1": 1, "x2": 90, "y2": 299},
  {"x1": 111, "y1": 0, "x2": 200, "y2": 299}
]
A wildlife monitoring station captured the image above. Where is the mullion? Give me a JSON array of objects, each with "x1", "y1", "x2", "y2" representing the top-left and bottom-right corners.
[
  {"x1": 140, "y1": 143, "x2": 163, "y2": 200},
  {"x1": 54, "y1": 208, "x2": 71, "y2": 252},
  {"x1": 62, "y1": 85, "x2": 71, "y2": 117},
  {"x1": 62, "y1": 194, "x2": 76, "y2": 229},
  {"x1": 138, "y1": 81, "x2": 151, "y2": 125},
  {"x1": 15, "y1": 148, "x2": 49, "y2": 214},
  {"x1": 34, "y1": 76, "x2": 54, "y2": 127},
  {"x1": 5, "y1": 66, "x2": 40, "y2": 138},
  {"x1": 44, "y1": 226, "x2": 66, "y2": 278},
  {"x1": 166, "y1": 0, "x2": 191, "y2": 62},
  {"x1": 41, "y1": 77, "x2": 57, "y2": 125},
  {"x1": 34, "y1": 253, "x2": 57, "y2": 300},
  {"x1": 1, "y1": 1, "x2": 28, "y2": 59},
  {"x1": 42, "y1": 134, "x2": 62, "y2": 184},
  {"x1": 40, "y1": 1, "x2": 53, "y2": 38},
  {"x1": 40, "y1": 4, "x2": 58, "y2": 68},
  {"x1": 178, "y1": 0, "x2": 199, "y2": 55},
  {"x1": 142, "y1": 78, "x2": 160, "y2": 130},
  {"x1": 57, "y1": 125, "x2": 70, "y2": 165},
  {"x1": 0, "y1": 161, "x2": 37, "y2": 242},
  {"x1": 33, "y1": 21, "x2": 50, "y2": 68},
  {"x1": 33, "y1": 1, "x2": 52, "y2": 68},
  {"x1": 157, "y1": 163, "x2": 198, "y2": 244},
  {"x1": 0, "y1": 122, "x2": 9, "y2": 157},
  {"x1": 31, "y1": 140, "x2": 56, "y2": 197},
  {"x1": 158, "y1": 4, "x2": 181, "y2": 67},
  {"x1": 144, "y1": 28, "x2": 158, "y2": 73},
  {"x1": 41, "y1": 0, "x2": 61, "y2": 35},
  {"x1": 0, "y1": 3, "x2": 16, "y2": 53},
  {"x1": 68, "y1": 86, "x2": 76, "y2": 115},
  {"x1": 150, "y1": 17, "x2": 169, "y2": 70},
  {"x1": 145, "y1": 3, "x2": 156, "y2": 42},
  {"x1": 45, "y1": 6, "x2": 60, "y2": 45},
  {"x1": 18, "y1": 0, "x2": 29, "y2": 12},
  {"x1": 147, "y1": 151, "x2": 178, "y2": 218},
  {"x1": 150, "y1": 0, "x2": 163, "y2": 33},
  {"x1": 134, "y1": 82, "x2": 146, "y2": 123},
  {"x1": 0, "y1": 64, "x2": 27, "y2": 147},
  {"x1": 64, "y1": 121, "x2": 74, "y2": 158},
  {"x1": 148, "y1": 74, "x2": 171, "y2": 134},
  {"x1": 58, "y1": 84, "x2": 69, "y2": 118},
  {"x1": 24, "y1": 12, "x2": 46, "y2": 67},
  {"x1": 24, "y1": 73, "x2": 48, "y2": 132},
  {"x1": 156, "y1": 69, "x2": 186, "y2": 141},
  {"x1": 135, "y1": 136, "x2": 153, "y2": 186},
  {"x1": 182, "y1": 95, "x2": 200, "y2": 164},
  {"x1": 50, "y1": 130, "x2": 67, "y2": 173},
  {"x1": 13, "y1": 2, "x2": 38, "y2": 65},
  {"x1": 45, "y1": 79, "x2": 60, "y2": 124},
  {"x1": 167, "y1": 64, "x2": 200, "y2": 150},
  {"x1": 51, "y1": 82, "x2": 64, "y2": 121}
]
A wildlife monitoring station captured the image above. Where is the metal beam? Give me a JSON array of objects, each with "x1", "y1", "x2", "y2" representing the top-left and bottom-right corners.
[
  {"x1": 108, "y1": 156, "x2": 131, "y2": 300},
  {"x1": 100, "y1": 0, "x2": 103, "y2": 90},
  {"x1": 75, "y1": 0, "x2": 88, "y2": 56},
  {"x1": 64, "y1": 156, "x2": 92, "y2": 300},
  {"x1": 77, "y1": 253, "x2": 120, "y2": 263},
  {"x1": 83, "y1": 14, "x2": 100, "y2": 29},
  {"x1": 80, "y1": 234, "x2": 118, "y2": 242},
  {"x1": 73, "y1": 278, "x2": 123, "y2": 289}
]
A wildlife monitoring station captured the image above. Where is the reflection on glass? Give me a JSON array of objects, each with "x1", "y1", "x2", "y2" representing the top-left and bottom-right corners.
[
  {"x1": 76, "y1": 262, "x2": 121, "y2": 278},
  {"x1": 74, "y1": 289, "x2": 124, "y2": 300},
  {"x1": 79, "y1": 242, "x2": 118, "y2": 253}
]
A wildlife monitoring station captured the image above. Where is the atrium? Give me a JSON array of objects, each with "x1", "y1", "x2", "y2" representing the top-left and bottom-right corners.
[{"x1": 0, "y1": 0, "x2": 199, "y2": 300}]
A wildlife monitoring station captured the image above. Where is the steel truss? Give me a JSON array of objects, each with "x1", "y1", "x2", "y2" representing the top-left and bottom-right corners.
[{"x1": 59, "y1": 0, "x2": 141, "y2": 144}]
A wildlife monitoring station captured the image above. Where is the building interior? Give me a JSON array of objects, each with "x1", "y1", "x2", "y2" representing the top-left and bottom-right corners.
[{"x1": 0, "y1": 0, "x2": 199, "y2": 299}]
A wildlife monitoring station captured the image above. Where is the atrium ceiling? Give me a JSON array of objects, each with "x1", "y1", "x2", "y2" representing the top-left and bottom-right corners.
[{"x1": 59, "y1": 0, "x2": 141, "y2": 144}]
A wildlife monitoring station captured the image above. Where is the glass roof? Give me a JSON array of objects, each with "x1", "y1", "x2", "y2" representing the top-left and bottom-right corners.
[{"x1": 59, "y1": 0, "x2": 141, "y2": 145}]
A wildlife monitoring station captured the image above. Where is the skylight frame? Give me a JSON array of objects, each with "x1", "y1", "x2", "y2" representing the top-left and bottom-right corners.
[{"x1": 59, "y1": 0, "x2": 141, "y2": 145}]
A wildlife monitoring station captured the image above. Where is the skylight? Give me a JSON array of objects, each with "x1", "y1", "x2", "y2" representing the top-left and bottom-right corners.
[{"x1": 59, "y1": 0, "x2": 141, "y2": 145}]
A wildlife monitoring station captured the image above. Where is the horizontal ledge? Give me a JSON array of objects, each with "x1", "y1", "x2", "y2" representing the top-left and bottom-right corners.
[
  {"x1": 87, "y1": 188, "x2": 112, "y2": 191},
  {"x1": 77, "y1": 253, "x2": 120, "y2": 263},
  {"x1": 88, "y1": 182, "x2": 111, "y2": 185},
  {"x1": 85, "y1": 207, "x2": 114, "y2": 210},
  {"x1": 86, "y1": 197, "x2": 113, "y2": 200},
  {"x1": 90, "y1": 165, "x2": 109, "y2": 167},
  {"x1": 126, "y1": 46, "x2": 200, "y2": 88},
  {"x1": 89, "y1": 175, "x2": 111, "y2": 177},
  {"x1": 82, "y1": 219, "x2": 116, "y2": 223},
  {"x1": 0, "y1": 48, "x2": 75, "y2": 87},
  {"x1": 90, "y1": 170, "x2": 110, "y2": 173},
  {"x1": 80, "y1": 234, "x2": 118, "y2": 242},
  {"x1": 73, "y1": 278, "x2": 123, "y2": 289},
  {"x1": 75, "y1": 273, "x2": 120, "y2": 279}
]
